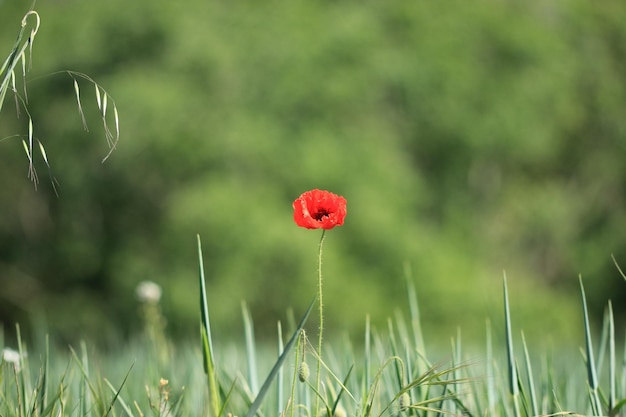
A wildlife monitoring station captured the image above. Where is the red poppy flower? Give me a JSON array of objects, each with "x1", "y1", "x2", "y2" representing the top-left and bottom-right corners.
[{"x1": 292, "y1": 189, "x2": 347, "y2": 230}]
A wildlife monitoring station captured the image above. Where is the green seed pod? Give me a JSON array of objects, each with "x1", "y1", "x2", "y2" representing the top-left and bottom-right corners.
[
  {"x1": 398, "y1": 392, "x2": 411, "y2": 412},
  {"x1": 298, "y1": 361, "x2": 310, "y2": 383}
]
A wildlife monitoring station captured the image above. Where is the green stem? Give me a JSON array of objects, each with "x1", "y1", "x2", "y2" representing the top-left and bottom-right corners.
[{"x1": 315, "y1": 229, "x2": 327, "y2": 417}]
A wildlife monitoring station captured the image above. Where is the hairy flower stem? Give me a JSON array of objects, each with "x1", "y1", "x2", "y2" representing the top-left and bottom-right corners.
[{"x1": 315, "y1": 229, "x2": 326, "y2": 417}]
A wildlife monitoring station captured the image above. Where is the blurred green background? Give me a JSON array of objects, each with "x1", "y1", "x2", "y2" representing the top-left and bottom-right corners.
[{"x1": 1, "y1": 0, "x2": 626, "y2": 347}]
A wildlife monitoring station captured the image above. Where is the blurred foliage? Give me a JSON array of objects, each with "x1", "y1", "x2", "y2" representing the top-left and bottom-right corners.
[{"x1": 1, "y1": 0, "x2": 626, "y2": 346}]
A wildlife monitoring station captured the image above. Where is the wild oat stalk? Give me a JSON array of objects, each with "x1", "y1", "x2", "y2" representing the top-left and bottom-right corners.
[{"x1": 1, "y1": 10, "x2": 120, "y2": 192}]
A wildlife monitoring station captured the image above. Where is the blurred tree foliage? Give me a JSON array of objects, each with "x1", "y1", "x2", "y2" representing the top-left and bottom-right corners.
[{"x1": 1, "y1": 0, "x2": 625, "y2": 346}]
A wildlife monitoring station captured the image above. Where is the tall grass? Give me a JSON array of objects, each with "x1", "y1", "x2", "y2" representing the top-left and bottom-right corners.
[{"x1": 2, "y1": 246, "x2": 626, "y2": 416}]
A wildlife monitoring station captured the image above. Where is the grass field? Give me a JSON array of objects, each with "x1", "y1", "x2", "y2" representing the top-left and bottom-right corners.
[{"x1": 1, "y1": 236, "x2": 624, "y2": 417}]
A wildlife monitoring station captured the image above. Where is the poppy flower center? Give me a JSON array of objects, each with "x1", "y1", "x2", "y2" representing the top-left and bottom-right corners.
[{"x1": 312, "y1": 208, "x2": 331, "y2": 221}]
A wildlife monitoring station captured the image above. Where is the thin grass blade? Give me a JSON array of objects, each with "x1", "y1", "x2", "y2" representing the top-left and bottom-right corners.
[
  {"x1": 37, "y1": 335, "x2": 50, "y2": 416},
  {"x1": 386, "y1": 318, "x2": 404, "y2": 390},
  {"x1": 197, "y1": 234, "x2": 220, "y2": 417},
  {"x1": 405, "y1": 264, "x2": 425, "y2": 357},
  {"x1": 579, "y1": 276, "x2": 602, "y2": 415},
  {"x1": 363, "y1": 314, "x2": 371, "y2": 403},
  {"x1": 521, "y1": 331, "x2": 538, "y2": 416},
  {"x1": 103, "y1": 364, "x2": 135, "y2": 417},
  {"x1": 331, "y1": 365, "x2": 353, "y2": 417},
  {"x1": 610, "y1": 399, "x2": 626, "y2": 417},
  {"x1": 244, "y1": 298, "x2": 315, "y2": 417},
  {"x1": 622, "y1": 333, "x2": 626, "y2": 400},
  {"x1": 503, "y1": 273, "x2": 521, "y2": 417},
  {"x1": 242, "y1": 302, "x2": 259, "y2": 395},
  {"x1": 277, "y1": 321, "x2": 284, "y2": 417},
  {"x1": 450, "y1": 327, "x2": 462, "y2": 416},
  {"x1": 69, "y1": 342, "x2": 105, "y2": 416},
  {"x1": 16, "y1": 324, "x2": 28, "y2": 417},
  {"x1": 611, "y1": 254, "x2": 626, "y2": 282},
  {"x1": 608, "y1": 301, "x2": 615, "y2": 413},
  {"x1": 219, "y1": 377, "x2": 239, "y2": 417},
  {"x1": 597, "y1": 305, "x2": 610, "y2": 382}
]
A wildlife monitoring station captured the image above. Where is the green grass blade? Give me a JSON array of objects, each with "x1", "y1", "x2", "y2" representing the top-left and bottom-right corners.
[
  {"x1": 363, "y1": 314, "x2": 371, "y2": 403},
  {"x1": 386, "y1": 318, "x2": 404, "y2": 390},
  {"x1": 622, "y1": 333, "x2": 626, "y2": 400},
  {"x1": 43, "y1": 357, "x2": 73, "y2": 416},
  {"x1": 453, "y1": 327, "x2": 462, "y2": 375},
  {"x1": 245, "y1": 298, "x2": 315, "y2": 417},
  {"x1": 542, "y1": 349, "x2": 559, "y2": 415},
  {"x1": 219, "y1": 377, "x2": 239, "y2": 417},
  {"x1": 242, "y1": 301, "x2": 259, "y2": 395},
  {"x1": 611, "y1": 254, "x2": 626, "y2": 282},
  {"x1": 393, "y1": 311, "x2": 412, "y2": 380},
  {"x1": 200, "y1": 327, "x2": 221, "y2": 413},
  {"x1": 608, "y1": 301, "x2": 615, "y2": 413},
  {"x1": 579, "y1": 276, "x2": 602, "y2": 415},
  {"x1": 103, "y1": 364, "x2": 135, "y2": 417},
  {"x1": 197, "y1": 234, "x2": 221, "y2": 417},
  {"x1": 198, "y1": 234, "x2": 215, "y2": 372},
  {"x1": 288, "y1": 330, "x2": 305, "y2": 417},
  {"x1": 405, "y1": 264, "x2": 425, "y2": 358},
  {"x1": 596, "y1": 305, "x2": 610, "y2": 382},
  {"x1": 611, "y1": 399, "x2": 626, "y2": 417},
  {"x1": 503, "y1": 273, "x2": 521, "y2": 417},
  {"x1": 521, "y1": 331, "x2": 538, "y2": 416},
  {"x1": 449, "y1": 328, "x2": 462, "y2": 416},
  {"x1": 24, "y1": 336, "x2": 49, "y2": 416},
  {"x1": 33, "y1": 335, "x2": 50, "y2": 417},
  {"x1": 277, "y1": 321, "x2": 284, "y2": 417},
  {"x1": 331, "y1": 364, "x2": 353, "y2": 417},
  {"x1": 16, "y1": 325, "x2": 29, "y2": 417},
  {"x1": 39, "y1": 387, "x2": 64, "y2": 417},
  {"x1": 304, "y1": 346, "x2": 357, "y2": 407},
  {"x1": 78, "y1": 346, "x2": 89, "y2": 417},
  {"x1": 69, "y1": 342, "x2": 105, "y2": 416}
]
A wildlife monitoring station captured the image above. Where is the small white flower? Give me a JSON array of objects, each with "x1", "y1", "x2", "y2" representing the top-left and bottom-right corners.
[
  {"x1": 136, "y1": 280, "x2": 162, "y2": 303},
  {"x1": 2, "y1": 348, "x2": 22, "y2": 370}
]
